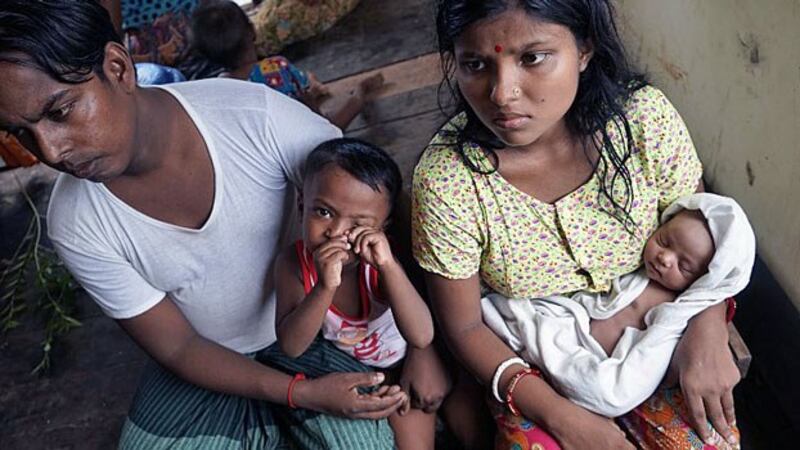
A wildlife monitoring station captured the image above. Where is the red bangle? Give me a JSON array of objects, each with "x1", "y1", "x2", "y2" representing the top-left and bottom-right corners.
[
  {"x1": 287, "y1": 373, "x2": 306, "y2": 409},
  {"x1": 505, "y1": 367, "x2": 541, "y2": 416},
  {"x1": 725, "y1": 297, "x2": 737, "y2": 323}
]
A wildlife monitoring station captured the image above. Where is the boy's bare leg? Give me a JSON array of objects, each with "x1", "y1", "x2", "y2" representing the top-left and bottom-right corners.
[
  {"x1": 590, "y1": 282, "x2": 677, "y2": 355},
  {"x1": 439, "y1": 368, "x2": 495, "y2": 450},
  {"x1": 389, "y1": 407, "x2": 437, "y2": 450}
]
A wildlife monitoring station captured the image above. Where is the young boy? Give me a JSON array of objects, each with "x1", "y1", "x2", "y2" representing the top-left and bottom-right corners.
[
  {"x1": 189, "y1": 0, "x2": 384, "y2": 130},
  {"x1": 274, "y1": 138, "x2": 445, "y2": 450},
  {"x1": 483, "y1": 193, "x2": 755, "y2": 421}
]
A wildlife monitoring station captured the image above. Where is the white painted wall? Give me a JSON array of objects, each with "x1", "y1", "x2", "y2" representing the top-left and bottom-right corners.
[{"x1": 617, "y1": 0, "x2": 800, "y2": 309}]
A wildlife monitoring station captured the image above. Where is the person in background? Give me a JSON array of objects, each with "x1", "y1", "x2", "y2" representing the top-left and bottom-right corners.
[{"x1": 190, "y1": 0, "x2": 384, "y2": 130}]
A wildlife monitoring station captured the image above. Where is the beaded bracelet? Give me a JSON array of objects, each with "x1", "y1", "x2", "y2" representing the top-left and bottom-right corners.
[
  {"x1": 287, "y1": 373, "x2": 306, "y2": 409},
  {"x1": 491, "y1": 357, "x2": 529, "y2": 403}
]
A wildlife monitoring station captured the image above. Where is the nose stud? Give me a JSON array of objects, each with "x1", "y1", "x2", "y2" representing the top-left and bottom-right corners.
[{"x1": 512, "y1": 86, "x2": 521, "y2": 99}]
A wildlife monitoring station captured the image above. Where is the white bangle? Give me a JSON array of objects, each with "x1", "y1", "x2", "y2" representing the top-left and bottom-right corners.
[{"x1": 491, "y1": 357, "x2": 529, "y2": 403}]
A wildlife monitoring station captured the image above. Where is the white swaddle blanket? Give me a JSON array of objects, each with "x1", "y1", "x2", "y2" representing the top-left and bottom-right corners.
[{"x1": 481, "y1": 193, "x2": 755, "y2": 417}]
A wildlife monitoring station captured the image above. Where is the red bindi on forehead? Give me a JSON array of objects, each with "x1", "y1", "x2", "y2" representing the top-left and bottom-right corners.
[{"x1": 494, "y1": 44, "x2": 503, "y2": 53}]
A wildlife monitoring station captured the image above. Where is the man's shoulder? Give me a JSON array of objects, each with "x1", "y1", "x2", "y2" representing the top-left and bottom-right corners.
[
  {"x1": 158, "y1": 78, "x2": 285, "y2": 112},
  {"x1": 46, "y1": 174, "x2": 102, "y2": 240}
]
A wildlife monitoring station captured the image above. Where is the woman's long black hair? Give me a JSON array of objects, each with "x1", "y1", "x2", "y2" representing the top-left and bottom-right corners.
[{"x1": 436, "y1": 0, "x2": 646, "y2": 230}]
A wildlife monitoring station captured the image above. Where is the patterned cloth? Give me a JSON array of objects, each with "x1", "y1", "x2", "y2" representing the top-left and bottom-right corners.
[
  {"x1": 493, "y1": 388, "x2": 740, "y2": 450},
  {"x1": 119, "y1": 337, "x2": 395, "y2": 449},
  {"x1": 136, "y1": 63, "x2": 186, "y2": 85},
  {"x1": 249, "y1": 56, "x2": 310, "y2": 100},
  {"x1": 412, "y1": 85, "x2": 703, "y2": 299},
  {"x1": 124, "y1": 9, "x2": 193, "y2": 66},
  {"x1": 253, "y1": 0, "x2": 362, "y2": 55},
  {"x1": 490, "y1": 400, "x2": 561, "y2": 450},
  {"x1": 122, "y1": 0, "x2": 198, "y2": 30}
]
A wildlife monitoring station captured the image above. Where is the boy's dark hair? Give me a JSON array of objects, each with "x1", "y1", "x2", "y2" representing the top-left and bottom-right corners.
[
  {"x1": 305, "y1": 138, "x2": 403, "y2": 213},
  {"x1": 190, "y1": 0, "x2": 252, "y2": 70},
  {"x1": 0, "y1": 0, "x2": 122, "y2": 84}
]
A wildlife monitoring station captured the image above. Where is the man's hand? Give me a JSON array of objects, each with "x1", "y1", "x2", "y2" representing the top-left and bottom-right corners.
[{"x1": 293, "y1": 372, "x2": 406, "y2": 419}]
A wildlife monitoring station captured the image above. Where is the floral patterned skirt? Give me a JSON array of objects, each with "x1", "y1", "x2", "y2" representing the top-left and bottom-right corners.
[{"x1": 492, "y1": 387, "x2": 741, "y2": 450}]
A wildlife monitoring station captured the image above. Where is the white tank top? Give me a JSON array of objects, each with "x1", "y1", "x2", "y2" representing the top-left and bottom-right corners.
[{"x1": 296, "y1": 241, "x2": 407, "y2": 368}]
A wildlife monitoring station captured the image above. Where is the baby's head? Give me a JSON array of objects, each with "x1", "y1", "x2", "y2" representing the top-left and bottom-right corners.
[
  {"x1": 190, "y1": 0, "x2": 255, "y2": 70},
  {"x1": 301, "y1": 138, "x2": 401, "y2": 255},
  {"x1": 643, "y1": 209, "x2": 715, "y2": 292}
]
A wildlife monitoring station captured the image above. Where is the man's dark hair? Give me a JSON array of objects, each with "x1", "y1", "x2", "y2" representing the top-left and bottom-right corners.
[
  {"x1": 190, "y1": 0, "x2": 252, "y2": 70},
  {"x1": 305, "y1": 138, "x2": 403, "y2": 214},
  {"x1": 0, "y1": 0, "x2": 122, "y2": 84}
]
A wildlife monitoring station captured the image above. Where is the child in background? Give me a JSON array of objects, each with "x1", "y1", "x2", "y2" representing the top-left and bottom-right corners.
[
  {"x1": 483, "y1": 193, "x2": 755, "y2": 433},
  {"x1": 274, "y1": 138, "x2": 443, "y2": 450},
  {"x1": 190, "y1": 0, "x2": 384, "y2": 130}
]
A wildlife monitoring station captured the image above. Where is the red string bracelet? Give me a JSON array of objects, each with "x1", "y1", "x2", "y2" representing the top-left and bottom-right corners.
[
  {"x1": 725, "y1": 297, "x2": 737, "y2": 323},
  {"x1": 287, "y1": 373, "x2": 306, "y2": 409},
  {"x1": 505, "y1": 367, "x2": 541, "y2": 416}
]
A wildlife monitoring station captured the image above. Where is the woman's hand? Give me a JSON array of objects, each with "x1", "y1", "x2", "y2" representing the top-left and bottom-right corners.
[
  {"x1": 399, "y1": 345, "x2": 452, "y2": 414},
  {"x1": 536, "y1": 398, "x2": 634, "y2": 450},
  {"x1": 293, "y1": 372, "x2": 406, "y2": 420},
  {"x1": 672, "y1": 304, "x2": 740, "y2": 446}
]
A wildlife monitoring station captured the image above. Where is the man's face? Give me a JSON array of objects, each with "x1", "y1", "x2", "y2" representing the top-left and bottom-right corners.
[{"x1": 0, "y1": 54, "x2": 137, "y2": 182}]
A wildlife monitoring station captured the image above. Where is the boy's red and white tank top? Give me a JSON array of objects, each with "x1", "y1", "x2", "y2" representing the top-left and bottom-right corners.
[{"x1": 295, "y1": 241, "x2": 407, "y2": 368}]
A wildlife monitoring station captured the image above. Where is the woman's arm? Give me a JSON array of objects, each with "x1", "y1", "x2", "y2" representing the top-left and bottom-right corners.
[
  {"x1": 673, "y1": 178, "x2": 741, "y2": 446},
  {"x1": 672, "y1": 302, "x2": 739, "y2": 445},
  {"x1": 425, "y1": 272, "x2": 634, "y2": 449},
  {"x1": 119, "y1": 295, "x2": 406, "y2": 418}
]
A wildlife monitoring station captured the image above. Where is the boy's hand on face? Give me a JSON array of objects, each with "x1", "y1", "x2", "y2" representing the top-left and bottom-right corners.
[
  {"x1": 348, "y1": 226, "x2": 394, "y2": 269},
  {"x1": 313, "y1": 238, "x2": 351, "y2": 290}
]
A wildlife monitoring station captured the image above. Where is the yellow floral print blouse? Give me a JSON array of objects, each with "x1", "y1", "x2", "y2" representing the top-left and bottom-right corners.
[{"x1": 411, "y1": 86, "x2": 702, "y2": 298}]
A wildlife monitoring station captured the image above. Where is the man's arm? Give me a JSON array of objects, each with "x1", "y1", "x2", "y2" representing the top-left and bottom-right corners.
[{"x1": 119, "y1": 295, "x2": 406, "y2": 418}]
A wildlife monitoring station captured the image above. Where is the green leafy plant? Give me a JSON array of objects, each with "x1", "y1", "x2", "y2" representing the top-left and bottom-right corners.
[{"x1": 0, "y1": 176, "x2": 81, "y2": 374}]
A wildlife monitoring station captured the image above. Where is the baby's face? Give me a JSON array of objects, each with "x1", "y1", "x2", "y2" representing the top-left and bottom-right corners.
[{"x1": 643, "y1": 210, "x2": 715, "y2": 291}]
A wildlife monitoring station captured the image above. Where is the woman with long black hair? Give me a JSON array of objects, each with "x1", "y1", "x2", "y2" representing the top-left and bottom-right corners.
[{"x1": 413, "y1": 1, "x2": 741, "y2": 448}]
